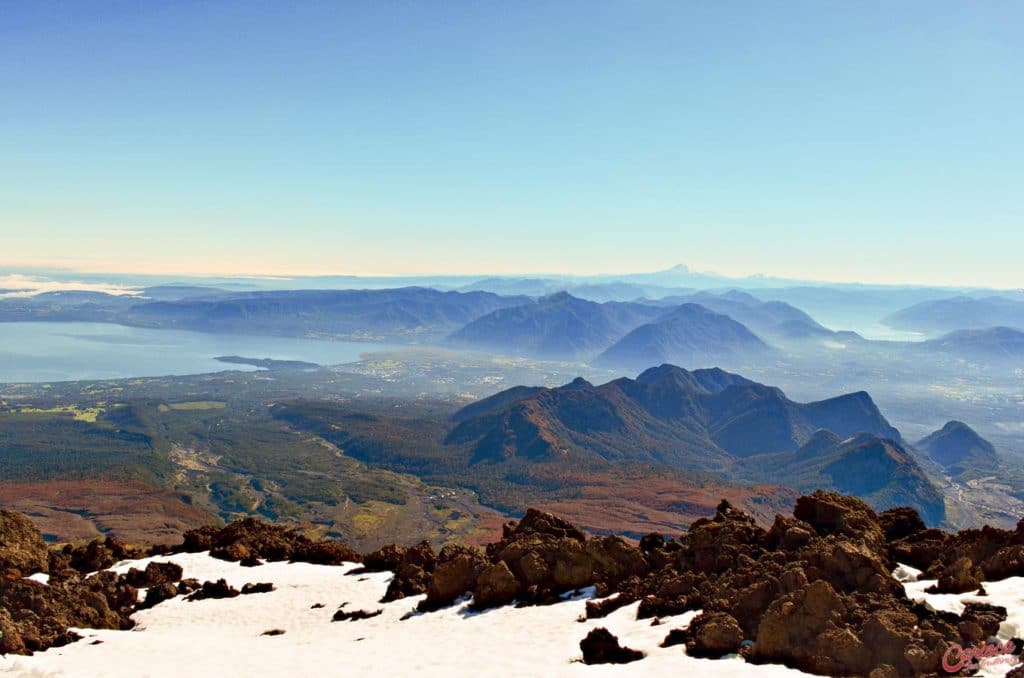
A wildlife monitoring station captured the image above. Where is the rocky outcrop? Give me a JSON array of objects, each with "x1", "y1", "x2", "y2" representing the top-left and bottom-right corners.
[
  {"x1": 183, "y1": 518, "x2": 361, "y2": 566},
  {"x1": 0, "y1": 571, "x2": 137, "y2": 653},
  {"x1": 60, "y1": 537, "x2": 149, "y2": 576}
]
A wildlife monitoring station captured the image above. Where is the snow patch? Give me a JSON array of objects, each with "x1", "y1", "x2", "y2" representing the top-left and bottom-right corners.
[
  {"x1": 0, "y1": 552, "x2": 807, "y2": 677},
  {"x1": 904, "y1": 575, "x2": 1024, "y2": 676}
]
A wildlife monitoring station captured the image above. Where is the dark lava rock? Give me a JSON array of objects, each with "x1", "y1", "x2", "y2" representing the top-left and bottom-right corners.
[
  {"x1": 793, "y1": 491, "x2": 886, "y2": 556},
  {"x1": 586, "y1": 592, "x2": 637, "y2": 619},
  {"x1": 177, "y1": 578, "x2": 201, "y2": 595},
  {"x1": 579, "y1": 627, "x2": 644, "y2": 664},
  {"x1": 924, "y1": 556, "x2": 982, "y2": 594},
  {"x1": 507, "y1": 509, "x2": 587, "y2": 542},
  {"x1": 61, "y1": 537, "x2": 147, "y2": 576},
  {"x1": 685, "y1": 611, "x2": 745, "y2": 658},
  {"x1": 293, "y1": 540, "x2": 361, "y2": 566},
  {"x1": 122, "y1": 561, "x2": 183, "y2": 588},
  {"x1": 661, "y1": 627, "x2": 688, "y2": 648},
  {"x1": 878, "y1": 507, "x2": 926, "y2": 542},
  {"x1": 241, "y1": 582, "x2": 275, "y2": 595},
  {"x1": 418, "y1": 544, "x2": 487, "y2": 612},
  {"x1": 360, "y1": 544, "x2": 407, "y2": 573},
  {"x1": 139, "y1": 583, "x2": 179, "y2": 610},
  {"x1": 763, "y1": 515, "x2": 814, "y2": 552},
  {"x1": 381, "y1": 541, "x2": 437, "y2": 602},
  {"x1": 0, "y1": 511, "x2": 49, "y2": 580},
  {"x1": 473, "y1": 561, "x2": 519, "y2": 609},
  {"x1": 181, "y1": 518, "x2": 360, "y2": 566},
  {"x1": 0, "y1": 608, "x2": 28, "y2": 655},
  {"x1": 332, "y1": 606, "x2": 383, "y2": 622},
  {"x1": 185, "y1": 578, "x2": 239, "y2": 601},
  {"x1": 0, "y1": 570, "x2": 137, "y2": 654}
]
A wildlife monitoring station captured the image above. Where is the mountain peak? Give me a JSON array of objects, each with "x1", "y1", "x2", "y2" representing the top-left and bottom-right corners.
[
  {"x1": 917, "y1": 420, "x2": 998, "y2": 474},
  {"x1": 539, "y1": 291, "x2": 576, "y2": 304},
  {"x1": 566, "y1": 376, "x2": 593, "y2": 389}
]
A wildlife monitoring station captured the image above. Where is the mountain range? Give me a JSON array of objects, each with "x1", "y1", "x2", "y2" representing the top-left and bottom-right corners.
[
  {"x1": 0, "y1": 287, "x2": 529, "y2": 342},
  {"x1": 443, "y1": 364, "x2": 942, "y2": 522},
  {"x1": 447, "y1": 292, "x2": 665, "y2": 360},
  {"x1": 737, "y1": 430, "x2": 944, "y2": 523},
  {"x1": 448, "y1": 292, "x2": 779, "y2": 366}
]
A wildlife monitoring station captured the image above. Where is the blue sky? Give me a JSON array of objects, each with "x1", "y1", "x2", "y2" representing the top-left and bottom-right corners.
[{"x1": 1, "y1": 1, "x2": 1021, "y2": 286}]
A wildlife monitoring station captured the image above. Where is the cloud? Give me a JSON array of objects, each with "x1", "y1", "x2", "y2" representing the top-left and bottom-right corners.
[{"x1": 0, "y1": 274, "x2": 141, "y2": 298}]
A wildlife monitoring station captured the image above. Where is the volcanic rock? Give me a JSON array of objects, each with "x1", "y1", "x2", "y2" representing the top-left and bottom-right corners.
[
  {"x1": 0, "y1": 511, "x2": 49, "y2": 580},
  {"x1": 418, "y1": 544, "x2": 487, "y2": 612},
  {"x1": 185, "y1": 578, "x2": 239, "y2": 601},
  {"x1": 473, "y1": 561, "x2": 519, "y2": 609},
  {"x1": 122, "y1": 561, "x2": 183, "y2": 588},
  {"x1": 684, "y1": 611, "x2": 745, "y2": 658},
  {"x1": 579, "y1": 627, "x2": 644, "y2": 664}
]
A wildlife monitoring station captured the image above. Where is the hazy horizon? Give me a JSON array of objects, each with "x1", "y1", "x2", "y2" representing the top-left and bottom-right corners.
[{"x1": 3, "y1": 262, "x2": 1023, "y2": 294}]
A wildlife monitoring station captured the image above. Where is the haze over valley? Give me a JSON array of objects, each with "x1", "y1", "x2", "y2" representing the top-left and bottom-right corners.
[{"x1": 2, "y1": 266, "x2": 1023, "y2": 543}]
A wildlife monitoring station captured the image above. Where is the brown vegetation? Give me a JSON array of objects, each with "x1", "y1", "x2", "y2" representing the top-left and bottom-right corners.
[{"x1": 0, "y1": 480, "x2": 216, "y2": 545}]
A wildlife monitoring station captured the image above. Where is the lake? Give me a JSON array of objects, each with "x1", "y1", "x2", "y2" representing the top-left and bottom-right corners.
[{"x1": 0, "y1": 322, "x2": 398, "y2": 383}]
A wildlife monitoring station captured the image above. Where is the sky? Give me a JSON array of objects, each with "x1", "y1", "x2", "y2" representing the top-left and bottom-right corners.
[{"x1": 1, "y1": 1, "x2": 1021, "y2": 287}]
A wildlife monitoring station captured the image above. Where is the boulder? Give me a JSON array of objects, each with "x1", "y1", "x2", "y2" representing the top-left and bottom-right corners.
[
  {"x1": 185, "y1": 579, "x2": 239, "y2": 601},
  {"x1": 685, "y1": 611, "x2": 745, "y2": 658},
  {"x1": 925, "y1": 557, "x2": 982, "y2": 594},
  {"x1": 579, "y1": 627, "x2": 644, "y2": 664},
  {"x1": 473, "y1": 561, "x2": 519, "y2": 609},
  {"x1": 380, "y1": 541, "x2": 437, "y2": 602},
  {"x1": 139, "y1": 583, "x2": 179, "y2": 610},
  {"x1": 293, "y1": 540, "x2": 360, "y2": 566},
  {"x1": 361, "y1": 544, "x2": 407, "y2": 572},
  {"x1": 122, "y1": 561, "x2": 183, "y2": 588},
  {"x1": 418, "y1": 544, "x2": 486, "y2": 612},
  {"x1": 509, "y1": 509, "x2": 587, "y2": 541}
]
